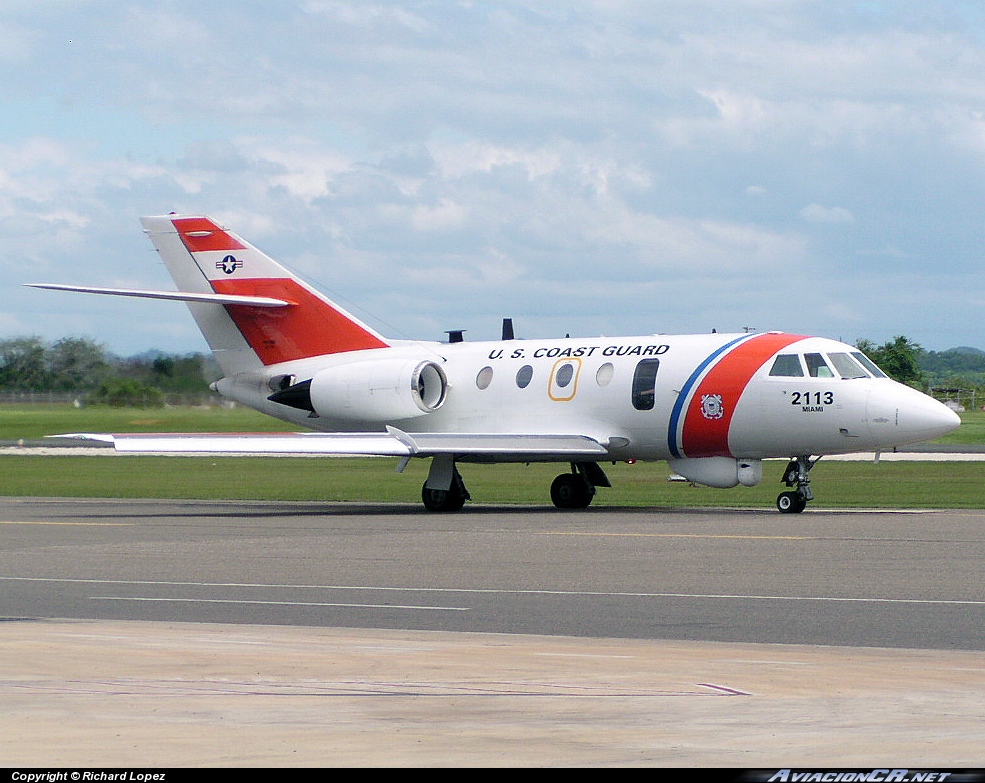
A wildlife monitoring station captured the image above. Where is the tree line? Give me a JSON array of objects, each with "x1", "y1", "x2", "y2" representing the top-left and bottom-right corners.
[
  {"x1": 0, "y1": 336, "x2": 216, "y2": 406},
  {"x1": 857, "y1": 336, "x2": 985, "y2": 411},
  {"x1": 859, "y1": 335, "x2": 985, "y2": 390}
]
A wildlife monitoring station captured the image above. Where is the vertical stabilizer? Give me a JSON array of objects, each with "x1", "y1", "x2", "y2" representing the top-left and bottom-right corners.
[{"x1": 141, "y1": 215, "x2": 389, "y2": 375}]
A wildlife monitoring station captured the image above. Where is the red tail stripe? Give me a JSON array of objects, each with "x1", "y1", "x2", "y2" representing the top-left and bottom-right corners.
[
  {"x1": 211, "y1": 278, "x2": 388, "y2": 365},
  {"x1": 173, "y1": 217, "x2": 247, "y2": 253}
]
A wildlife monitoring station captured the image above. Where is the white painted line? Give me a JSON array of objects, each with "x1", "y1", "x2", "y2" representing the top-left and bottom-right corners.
[
  {"x1": 698, "y1": 683, "x2": 753, "y2": 696},
  {"x1": 824, "y1": 452, "x2": 985, "y2": 461},
  {"x1": 3, "y1": 576, "x2": 983, "y2": 607},
  {"x1": 91, "y1": 597, "x2": 469, "y2": 611}
]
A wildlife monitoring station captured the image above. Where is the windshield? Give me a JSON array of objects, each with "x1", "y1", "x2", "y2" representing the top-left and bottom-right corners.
[
  {"x1": 851, "y1": 351, "x2": 888, "y2": 378},
  {"x1": 804, "y1": 353, "x2": 834, "y2": 378},
  {"x1": 827, "y1": 352, "x2": 869, "y2": 379}
]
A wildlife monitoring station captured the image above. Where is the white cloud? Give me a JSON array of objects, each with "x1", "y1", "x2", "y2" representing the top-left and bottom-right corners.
[
  {"x1": 410, "y1": 198, "x2": 468, "y2": 232},
  {"x1": 799, "y1": 203, "x2": 855, "y2": 224},
  {"x1": 301, "y1": 1, "x2": 433, "y2": 34},
  {"x1": 430, "y1": 142, "x2": 563, "y2": 182}
]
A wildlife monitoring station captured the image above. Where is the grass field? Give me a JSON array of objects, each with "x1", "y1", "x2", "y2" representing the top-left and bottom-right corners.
[
  {"x1": 0, "y1": 404, "x2": 981, "y2": 509},
  {"x1": 934, "y1": 409, "x2": 985, "y2": 445},
  {"x1": 0, "y1": 403, "x2": 280, "y2": 440}
]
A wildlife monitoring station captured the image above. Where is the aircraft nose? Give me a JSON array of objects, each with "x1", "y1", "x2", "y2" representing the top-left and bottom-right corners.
[{"x1": 869, "y1": 384, "x2": 961, "y2": 447}]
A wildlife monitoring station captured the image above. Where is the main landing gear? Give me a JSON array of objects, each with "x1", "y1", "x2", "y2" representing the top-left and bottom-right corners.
[
  {"x1": 776, "y1": 456, "x2": 818, "y2": 514},
  {"x1": 421, "y1": 465, "x2": 470, "y2": 512},
  {"x1": 420, "y1": 458, "x2": 611, "y2": 512},
  {"x1": 550, "y1": 462, "x2": 611, "y2": 510}
]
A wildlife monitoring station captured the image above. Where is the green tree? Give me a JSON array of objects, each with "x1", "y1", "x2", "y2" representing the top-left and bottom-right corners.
[
  {"x1": 0, "y1": 337, "x2": 50, "y2": 390},
  {"x1": 857, "y1": 336, "x2": 925, "y2": 388},
  {"x1": 120, "y1": 352, "x2": 213, "y2": 394},
  {"x1": 89, "y1": 378, "x2": 164, "y2": 408},
  {"x1": 47, "y1": 337, "x2": 110, "y2": 391}
]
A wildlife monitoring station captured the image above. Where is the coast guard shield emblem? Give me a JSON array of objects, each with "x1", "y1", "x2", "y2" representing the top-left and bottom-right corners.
[{"x1": 700, "y1": 393, "x2": 725, "y2": 420}]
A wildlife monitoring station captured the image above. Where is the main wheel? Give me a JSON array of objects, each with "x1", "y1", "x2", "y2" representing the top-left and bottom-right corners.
[
  {"x1": 551, "y1": 473, "x2": 594, "y2": 509},
  {"x1": 776, "y1": 491, "x2": 807, "y2": 514},
  {"x1": 422, "y1": 483, "x2": 466, "y2": 512}
]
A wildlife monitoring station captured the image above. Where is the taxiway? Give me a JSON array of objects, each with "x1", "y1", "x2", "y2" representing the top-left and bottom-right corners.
[{"x1": 1, "y1": 498, "x2": 983, "y2": 766}]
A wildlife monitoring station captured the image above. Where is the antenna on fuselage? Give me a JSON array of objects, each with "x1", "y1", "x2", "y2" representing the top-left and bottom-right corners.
[
  {"x1": 446, "y1": 330, "x2": 466, "y2": 343},
  {"x1": 502, "y1": 318, "x2": 515, "y2": 340}
]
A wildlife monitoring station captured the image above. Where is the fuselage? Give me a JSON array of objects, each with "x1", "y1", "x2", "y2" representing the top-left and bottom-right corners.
[{"x1": 214, "y1": 330, "x2": 960, "y2": 464}]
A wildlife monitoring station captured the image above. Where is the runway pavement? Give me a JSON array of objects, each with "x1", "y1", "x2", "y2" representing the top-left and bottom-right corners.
[{"x1": 0, "y1": 497, "x2": 983, "y2": 766}]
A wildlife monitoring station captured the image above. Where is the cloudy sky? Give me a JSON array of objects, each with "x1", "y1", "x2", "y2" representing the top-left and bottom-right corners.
[{"x1": 2, "y1": 1, "x2": 984, "y2": 356}]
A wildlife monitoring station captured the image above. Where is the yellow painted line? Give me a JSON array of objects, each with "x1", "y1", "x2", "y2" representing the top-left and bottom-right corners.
[
  {"x1": 0, "y1": 520, "x2": 134, "y2": 527},
  {"x1": 534, "y1": 531, "x2": 814, "y2": 540}
]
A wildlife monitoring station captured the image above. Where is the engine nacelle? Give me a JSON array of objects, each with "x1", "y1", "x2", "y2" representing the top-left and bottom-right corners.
[
  {"x1": 668, "y1": 457, "x2": 763, "y2": 489},
  {"x1": 305, "y1": 358, "x2": 448, "y2": 423}
]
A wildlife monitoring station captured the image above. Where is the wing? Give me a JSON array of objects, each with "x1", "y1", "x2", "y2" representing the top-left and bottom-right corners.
[{"x1": 57, "y1": 427, "x2": 609, "y2": 461}]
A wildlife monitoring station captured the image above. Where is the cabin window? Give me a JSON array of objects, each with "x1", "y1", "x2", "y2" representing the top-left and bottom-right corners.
[
  {"x1": 769, "y1": 354, "x2": 804, "y2": 377},
  {"x1": 549, "y1": 359, "x2": 581, "y2": 401},
  {"x1": 827, "y1": 352, "x2": 869, "y2": 379},
  {"x1": 852, "y1": 352, "x2": 888, "y2": 378},
  {"x1": 555, "y1": 363, "x2": 574, "y2": 388},
  {"x1": 515, "y1": 365, "x2": 533, "y2": 389},
  {"x1": 804, "y1": 353, "x2": 834, "y2": 378},
  {"x1": 631, "y1": 358, "x2": 660, "y2": 411},
  {"x1": 596, "y1": 362, "x2": 614, "y2": 387},
  {"x1": 476, "y1": 366, "x2": 494, "y2": 390}
]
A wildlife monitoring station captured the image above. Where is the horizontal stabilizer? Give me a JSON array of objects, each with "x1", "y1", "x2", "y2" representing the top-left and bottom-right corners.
[
  {"x1": 26, "y1": 283, "x2": 293, "y2": 308},
  {"x1": 52, "y1": 431, "x2": 609, "y2": 459}
]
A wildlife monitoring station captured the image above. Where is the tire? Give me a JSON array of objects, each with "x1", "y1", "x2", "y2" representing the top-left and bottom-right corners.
[
  {"x1": 776, "y1": 491, "x2": 807, "y2": 514},
  {"x1": 551, "y1": 473, "x2": 594, "y2": 509},
  {"x1": 422, "y1": 484, "x2": 466, "y2": 512}
]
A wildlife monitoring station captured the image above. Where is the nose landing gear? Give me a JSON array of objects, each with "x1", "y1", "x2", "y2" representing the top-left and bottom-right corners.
[{"x1": 777, "y1": 456, "x2": 818, "y2": 514}]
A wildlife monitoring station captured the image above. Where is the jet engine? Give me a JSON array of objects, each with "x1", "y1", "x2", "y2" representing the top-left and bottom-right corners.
[
  {"x1": 668, "y1": 457, "x2": 762, "y2": 489},
  {"x1": 268, "y1": 358, "x2": 448, "y2": 423}
]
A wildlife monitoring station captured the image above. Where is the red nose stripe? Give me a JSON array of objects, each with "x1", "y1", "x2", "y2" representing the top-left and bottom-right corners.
[{"x1": 681, "y1": 332, "x2": 806, "y2": 458}]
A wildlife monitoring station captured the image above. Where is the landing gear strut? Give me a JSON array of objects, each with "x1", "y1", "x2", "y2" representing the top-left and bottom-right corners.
[
  {"x1": 550, "y1": 462, "x2": 610, "y2": 510},
  {"x1": 776, "y1": 456, "x2": 817, "y2": 514}
]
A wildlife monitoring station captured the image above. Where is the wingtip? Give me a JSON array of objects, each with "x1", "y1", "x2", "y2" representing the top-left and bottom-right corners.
[{"x1": 45, "y1": 433, "x2": 117, "y2": 444}]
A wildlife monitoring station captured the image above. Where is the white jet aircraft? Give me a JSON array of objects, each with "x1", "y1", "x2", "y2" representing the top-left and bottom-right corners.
[{"x1": 30, "y1": 214, "x2": 960, "y2": 513}]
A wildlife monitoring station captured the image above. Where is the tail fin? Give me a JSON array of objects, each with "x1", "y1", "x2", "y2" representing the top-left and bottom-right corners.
[{"x1": 141, "y1": 215, "x2": 389, "y2": 374}]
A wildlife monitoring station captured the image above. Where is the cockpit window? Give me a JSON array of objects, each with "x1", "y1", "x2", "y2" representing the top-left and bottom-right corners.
[
  {"x1": 769, "y1": 354, "x2": 804, "y2": 377},
  {"x1": 851, "y1": 351, "x2": 888, "y2": 379},
  {"x1": 827, "y1": 352, "x2": 869, "y2": 379},
  {"x1": 804, "y1": 353, "x2": 834, "y2": 378}
]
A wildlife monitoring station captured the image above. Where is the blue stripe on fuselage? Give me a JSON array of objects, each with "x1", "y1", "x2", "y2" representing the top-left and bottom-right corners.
[{"x1": 667, "y1": 334, "x2": 755, "y2": 459}]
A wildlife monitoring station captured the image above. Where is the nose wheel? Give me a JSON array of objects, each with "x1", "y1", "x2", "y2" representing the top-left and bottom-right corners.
[
  {"x1": 776, "y1": 491, "x2": 807, "y2": 514},
  {"x1": 777, "y1": 456, "x2": 817, "y2": 514}
]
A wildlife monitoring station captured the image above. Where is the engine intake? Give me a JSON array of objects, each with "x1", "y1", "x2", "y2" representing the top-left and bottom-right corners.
[{"x1": 269, "y1": 358, "x2": 448, "y2": 423}]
